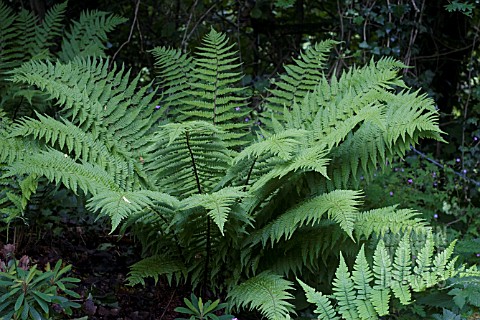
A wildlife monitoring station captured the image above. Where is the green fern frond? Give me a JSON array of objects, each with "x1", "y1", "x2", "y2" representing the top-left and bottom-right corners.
[
  {"x1": 411, "y1": 232, "x2": 435, "y2": 291},
  {"x1": 11, "y1": 57, "x2": 161, "y2": 154},
  {"x1": 145, "y1": 121, "x2": 232, "y2": 197},
  {"x1": 178, "y1": 28, "x2": 250, "y2": 148},
  {"x1": 10, "y1": 113, "x2": 149, "y2": 190},
  {"x1": 354, "y1": 206, "x2": 428, "y2": 240},
  {"x1": 391, "y1": 234, "x2": 412, "y2": 304},
  {"x1": 58, "y1": 10, "x2": 127, "y2": 62},
  {"x1": 270, "y1": 55, "x2": 443, "y2": 191},
  {"x1": 127, "y1": 255, "x2": 186, "y2": 286},
  {"x1": 250, "y1": 190, "x2": 362, "y2": 247},
  {"x1": 228, "y1": 271, "x2": 295, "y2": 320},
  {"x1": 151, "y1": 46, "x2": 194, "y2": 116},
  {"x1": 266, "y1": 40, "x2": 338, "y2": 114},
  {"x1": 37, "y1": 1, "x2": 68, "y2": 50},
  {"x1": 0, "y1": 2, "x2": 23, "y2": 77},
  {"x1": 370, "y1": 240, "x2": 392, "y2": 316},
  {"x1": 233, "y1": 129, "x2": 307, "y2": 163},
  {"x1": 7, "y1": 149, "x2": 119, "y2": 196},
  {"x1": 180, "y1": 187, "x2": 247, "y2": 235},
  {"x1": 333, "y1": 253, "x2": 360, "y2": 320},
  {"x1": 352, "y1": 246, "x2": 377, "y2": 319},
  {"x1": 87, "y1": 190, "x2": 179, "y2": 232},
  {"x1": 338, "y1": 57, "x2": 406, "y2": 96},
  {"x1": 0, "y1": 134, "x2": 39, "y2": 164},
  {"x1": 298, "y1": 279, "x2": 340, "y2": 320},
  {"x1": 301, "y1": 232, "x2": 459, "y2": 320}
]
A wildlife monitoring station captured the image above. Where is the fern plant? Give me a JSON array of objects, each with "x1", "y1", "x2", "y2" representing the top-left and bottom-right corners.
[
  {"x1": 298, "y1": 231, "x2": 464, "y2": 320},
  {"x1": 0, "y1": 1, "x2": 126, "y2": 230},
  {"x1": 0, "y1": 22, "x2": 456, "y2": 319}
]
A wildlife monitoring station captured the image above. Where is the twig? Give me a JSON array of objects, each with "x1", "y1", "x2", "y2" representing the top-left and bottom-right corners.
[
  {"x1": 159, "y1": 288, "x2": 177, "y2": 319},
  {"x1": 410, "y1": 146, "x2": 480, "y2": 187},
  {"x1": 181, "y1": 0, "x2": 199, "y2": 51},
  {"x1": 182, "y1": 1, "x2": 220, "y2": 51},
  {"x1": 109, "y1": 0, "x2": 141, "y2": 69}
]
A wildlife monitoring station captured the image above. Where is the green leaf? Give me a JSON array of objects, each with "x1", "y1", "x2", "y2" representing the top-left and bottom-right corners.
[
  {"x1": 14, "y1": 293, "x2": 24, "y2": 311},
  {"x1": 32, "y1": 292, "x2": 50, "y2": 314}
]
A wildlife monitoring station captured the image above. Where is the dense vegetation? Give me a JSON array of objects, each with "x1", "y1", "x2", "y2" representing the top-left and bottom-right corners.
[{"x1": 0, "y1": 1, "x2": 479, "y2": 319}]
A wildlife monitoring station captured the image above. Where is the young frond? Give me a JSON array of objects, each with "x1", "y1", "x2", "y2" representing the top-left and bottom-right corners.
[
  {"x1": 58, "y1": 10, "x2": 127, "y2": 62},
  {"x1": 301, "y1": 232, "x2": 459, "y2": 320},
  {"x1": 370, "y1": 240, "x2": 392, "y2": 316},
  {"x1": 332, "y1": 254, "x2": 360, "y2": 320},
  {"x1": 352, "y1": 246, "x2": 376, "y2": 319},
  {"x1": 127, "y1": 255, "x2": 186, "y2": 286},
  {"x1": 228, "y1": 271, "x2": 295, "y2": 320},
  {"x1": 391, "y1": 235, "x2": 413, "y2": 304},
  {"x1": 297, "y1": 279, "x2": 340, "y2": 320}
]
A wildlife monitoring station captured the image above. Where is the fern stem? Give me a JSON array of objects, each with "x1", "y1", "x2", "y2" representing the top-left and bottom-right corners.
[
  {"x1": 151, "y1": 207, "x2": 186, "y2": 262},
  {"x1": 185, "y1": 130, "x2": 211, "y2": 292},
  {"x1": 243, "y1": 158, "x2": 257, "y2": 192},
  {"x1": 204, "y1": 215, "x2": 212, "y2": 295},
  {"x1": 185, "y1": 130, "x2": 203, "y2": 194}
]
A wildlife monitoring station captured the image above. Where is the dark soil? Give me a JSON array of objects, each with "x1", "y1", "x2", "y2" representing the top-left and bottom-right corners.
[{"x1": 9, "y1": 218, "x2": 188, "y2": 320}]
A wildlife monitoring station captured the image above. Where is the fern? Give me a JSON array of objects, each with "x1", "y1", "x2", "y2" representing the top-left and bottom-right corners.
[
  {"x1": 300, "y1": 232, "x2": 460, "y2": 320},
  {"x1": 0, "y1": 2, "x2": 123, "y2": 118},
  {"x1": 1, "y1": 25, "x2": 455, "y2": 319},
  {"x1": 266, "y1": 40, "x2": 338, "y2": 114},
  {"x1": 228, "y1": 271, "x2": 295, "y2": 320},
  {"x1": 58, "y1": 10, "x2": 127, "y2": 62},
  {"x1": 153, "y1": 28, "x2": 250, "y2": 148},
  {"x1": 127, "y1": 255, "x2": 186, "y2": 286},
  {"x1": 151, "y1": 47, "x2": 194, "y2": 116},
  {"x1": 248, "y1": 190, "x2": 362, "y2": 247},
  {"x1": 145, "y1": 121, "x2": 232, "y2": 198}
]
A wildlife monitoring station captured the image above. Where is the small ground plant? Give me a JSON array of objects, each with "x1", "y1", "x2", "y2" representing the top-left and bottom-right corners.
[{"x1": 0, "y1": 244, "x2": 80, "y2": 319}]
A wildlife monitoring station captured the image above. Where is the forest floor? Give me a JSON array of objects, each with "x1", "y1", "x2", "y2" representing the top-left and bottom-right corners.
[{"x1": 16, "y1": 215, "x2": 188, "y2": 320}]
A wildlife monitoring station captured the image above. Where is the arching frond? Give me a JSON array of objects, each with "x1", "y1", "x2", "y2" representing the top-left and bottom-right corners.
[
  {"x1": 11, "y1": 57, "x2": 161, "y2": 154},
  {"x1": 249, "y1": 190, "x2": 362, "y2": 247},
  {"x1": 127, "y1": 255, "x2": 186, "y2": 286},
  {"x1": 228, "y1": 271, "x2": 295, "y2": 320},
  {"x1": 7, "y1": 149, "x2": 119, "y2": 196},
  {"x1": 87, "y1": 190, "x2": 179, "y2": 232},
  {"x1": 354, "y1": 206, "x2": 428, "y2": 240}
]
